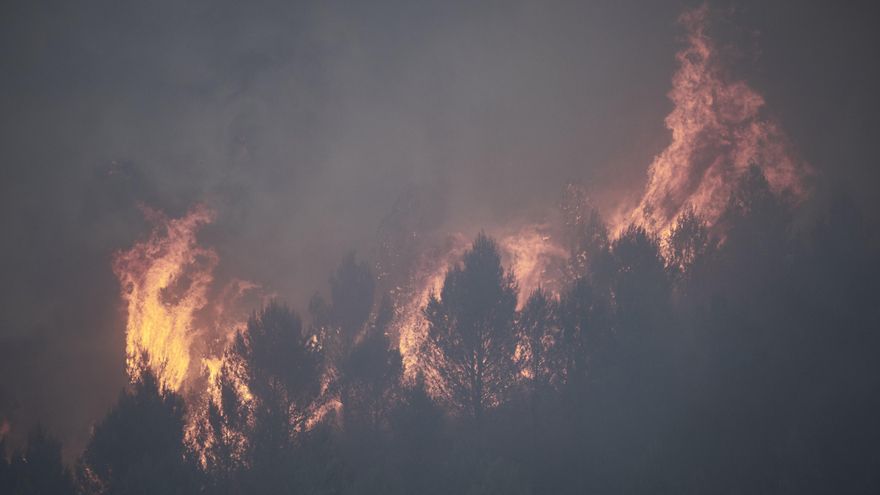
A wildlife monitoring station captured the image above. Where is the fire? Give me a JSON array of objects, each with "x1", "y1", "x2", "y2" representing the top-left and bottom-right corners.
[
  {"x1": 624, "y1": 5, "x2": 809, "y2": 238},
  {"x1": 105, "y1": 4, "x2": 810, "y2": 440},
  {"x1": 112, "y1": 205, "x2": 218, "y2": 392},
  {"x1": 115, "y1": 204, "x2": 347, "y2": 464},
  {"x1": 390, "y1": 227, "x2": 568, "y2": 390},
  {"x1": 392, "y1": 233, "x2": 469, "y2": 387},
  {"x1": 497, "y1": 225, "x2": 568, "y2": 309}
]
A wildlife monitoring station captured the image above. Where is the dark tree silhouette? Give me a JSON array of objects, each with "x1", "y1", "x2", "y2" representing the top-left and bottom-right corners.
[
  {"x1": 230, "y1": 302, "x2": 323, "y2": 470},
  {"x1": 611, "y1": 225, "x2": 670, "y2": 340},
  {"x1": 331, "y1": 294, "x2": 405, "y2": 494},
  {"x1": 388, "y1": 375, "x2": 447, "y2": 495},
  {"x1": 338, "y1": 295, "x2": 402, "y2": 429},
  {"x1": 516, "y1": 289, "x2": 561, "y2": 393},
  {"x1": 81, "y1": 369, "x2": 198, "y2": 495},
  {"x1": 19, "y1": 167, "x2": 880, "y2": 495},
  {"x1": 556, "y1": 277, "x2": 601, "y2": 389},
  {"x1": 424, "y1": 233, "x2": 518, "y2": 421},
  {"x1": 201, "y1": 353, "x2": 250, "y2": 492},
  {"x1": 560, "y1": 184, "x2": 612, "y2": 285},
  {"x1": 666, "y1": 206, "x2": 713, "y2": 282},
  {"x1": 322, "y1": 254, "x2": 401, "y2": 429},
  {"x1": 3, "y1": 426, "x2": 74, "y2": 495},
  {"x1": 330, "y1": 253, "x2": 377, "y2": 350}
]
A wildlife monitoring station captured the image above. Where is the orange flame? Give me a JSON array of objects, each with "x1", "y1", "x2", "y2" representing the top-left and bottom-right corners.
[
  {"x1": 391, "y1": 228, "x2": 568, "y2": 393},
  {"x1": 623, "y1": 5, "x2": 809, "y2": 238},
  {"x1": 393, "y1": 233, "x2": 469, "y2": 388},
  {"x1": 112, "y1": 205, "x2": 218, "y2": 392}
]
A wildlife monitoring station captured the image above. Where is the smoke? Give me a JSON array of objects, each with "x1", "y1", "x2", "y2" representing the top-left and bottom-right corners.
[{"x1": 1, "y1": 0, "x2": 878, "y2": 461}]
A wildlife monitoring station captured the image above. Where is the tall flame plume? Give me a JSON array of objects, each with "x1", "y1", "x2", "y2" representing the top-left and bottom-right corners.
[
  {"x1": 624, "y1": 5, "x2": 810, "y2": 237},
  {"x1": 113, "y1": 205, "x2": 217, "y2": 392}
]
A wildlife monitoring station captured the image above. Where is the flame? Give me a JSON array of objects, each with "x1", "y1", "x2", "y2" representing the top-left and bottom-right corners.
[
  {"x1": 115, "y1": 205, "x2": 340, "y2": 463},
  {"x1": 303, "y1": 397, "x2": 343, "y2": 431},
  {"x1": 623, "y1": 5, "x2": 809, "y2": 238},
  {"x1": 391, "y1": 227, "x2": 568, "y2": 391},
  {"x1": 112, "y1": 205, "x2": 218, "y2": 391},
  {"x1": 392, "y1": 233, "x2": 469, "y2": 388},
  {"x1": 105, "y1": 5, "x2": 811, "y2": 442},
  {"x1": 497, "y1": 225, "x2": 568, "y2": 309}
]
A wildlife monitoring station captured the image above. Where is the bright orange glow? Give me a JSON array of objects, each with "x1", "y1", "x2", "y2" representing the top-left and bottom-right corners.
[
  {"x1": 393, "y1": 233, "x2": 469, "y2": 390},
  {"x1": 622, "y1": 5, "x2": 809, "y2": 238},
  {"x1": 106, "y1": 5, "x2": 813, "y2": 441},
  {"x1": 391, "y1": 227, "x2": 568, "y2": 394},
  {"x1": 112, "y1": 205, "x2": 218, "y2": 392}
]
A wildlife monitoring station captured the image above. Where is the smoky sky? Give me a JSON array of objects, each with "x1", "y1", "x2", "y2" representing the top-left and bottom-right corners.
[{"x1": 1, "y1": 0, "x2": 879, "y2": 459}]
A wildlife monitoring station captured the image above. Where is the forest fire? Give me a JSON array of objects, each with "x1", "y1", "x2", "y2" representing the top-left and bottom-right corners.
[
  {"x1": 392, "y1": 233, "x2": 469, "y2": 387},
  {"x1": 10, "y1": 3, "x2": 875, "y2": 493},
  {"x1": 108, "y1": 5, "x2": 812, "y2": 414},
  {"x1": 498, "y1": 225, "x2": 569, "y2": 309},
  {"x1": 622, "y1": 5, "x2": 810, "y2": 238},
  {"x1": 112, "y1": 204, "x2": 218, "y2": 392}
]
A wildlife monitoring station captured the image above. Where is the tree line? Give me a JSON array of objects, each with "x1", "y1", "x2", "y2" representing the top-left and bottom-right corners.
[{"x1": 2, "y1": 167, "x2": 879, "y2": 494}]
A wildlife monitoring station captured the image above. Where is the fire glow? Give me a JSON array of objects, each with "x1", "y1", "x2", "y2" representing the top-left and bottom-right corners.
[
  {"x1": 112, "y1": 204, "x2": 218, "y2": 392},
  {"x1": 111, "y1": 5, "x2": 811, "y2": 438},
  {"x1": 623, "y1": 5, "x2": 809, "y2": 237}
]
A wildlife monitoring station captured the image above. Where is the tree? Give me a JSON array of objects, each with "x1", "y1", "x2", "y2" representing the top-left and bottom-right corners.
[
  {"x1": 338, "y1": 295, "x2": 402, "y2": 429},
  {"x1": 330, "y1": 253, "x2": 376, "y2": 351},
  {"x1": 81, "y1": 369, "x2": 198, "y2": 495},
  {"x1": 231, "y1": 302, "x2": 323, "y2": 465},
  {"x1": 666, "y1": 207, "x2": 713, "y2": 283},
  {"x1": 4, "y1": 426, "x2": 74, "y2": 495},
  {"x1": 323, "y1": 254, "x2": 400, "y2": 429},
  {"x1": 424, "y1": 233, "x2": 518, "y2": 421},
  {"x1": 556, "y1": 278, "x2": 600, "y2": 389},
  {"x1": 560, "y1": 184, "x2": 612, "y2": 285},
  {"x1": 516, "y1": 289, "x2": 561, "y2": 393},
  {"x1": 611, "y1": 225, "x2": 670, "y2": 339},
  {"x1": 201, "y1": 353, "x2": 250, "y2": 493},
  {"x1": 388, "y1": 375, "x2": 446, "y2": 495}
]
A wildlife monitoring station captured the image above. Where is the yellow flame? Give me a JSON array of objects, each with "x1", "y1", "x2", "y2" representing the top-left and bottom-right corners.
[{"x1": 113, "y1": 205, "x2": 217, "y2": 391}]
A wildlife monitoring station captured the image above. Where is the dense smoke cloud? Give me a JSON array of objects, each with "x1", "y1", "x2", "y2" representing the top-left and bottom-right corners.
[{"x1": 1, "y1": 0, "x2": 879, "y2": 463}]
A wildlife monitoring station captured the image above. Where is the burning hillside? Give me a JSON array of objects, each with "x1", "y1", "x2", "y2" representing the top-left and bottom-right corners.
[
  {"x1": 107, "y1": 4, "x2": 814, "y2": 428},
  {"x1": 5, "y1": 3, "x2": 879, "y2": 494}
]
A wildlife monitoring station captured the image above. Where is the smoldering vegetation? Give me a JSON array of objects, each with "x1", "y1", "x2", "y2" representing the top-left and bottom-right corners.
[{"x1": 3, "y1": 168, "x2": 879, "y2": 494}]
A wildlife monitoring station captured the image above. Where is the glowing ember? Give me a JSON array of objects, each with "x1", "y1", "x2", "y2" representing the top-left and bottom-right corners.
[{"x1": 624, "y1": 5, "x2": 809, "y2": 238}]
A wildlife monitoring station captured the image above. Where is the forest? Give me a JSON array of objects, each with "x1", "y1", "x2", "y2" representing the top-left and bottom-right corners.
[{"x1": 2, "y1": 166, "x2": 878, "y2": 494}]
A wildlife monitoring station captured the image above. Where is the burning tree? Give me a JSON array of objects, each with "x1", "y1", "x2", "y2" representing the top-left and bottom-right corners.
[{"x1": 423, "y1": 233, "x2": 518, "y2": 421}]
